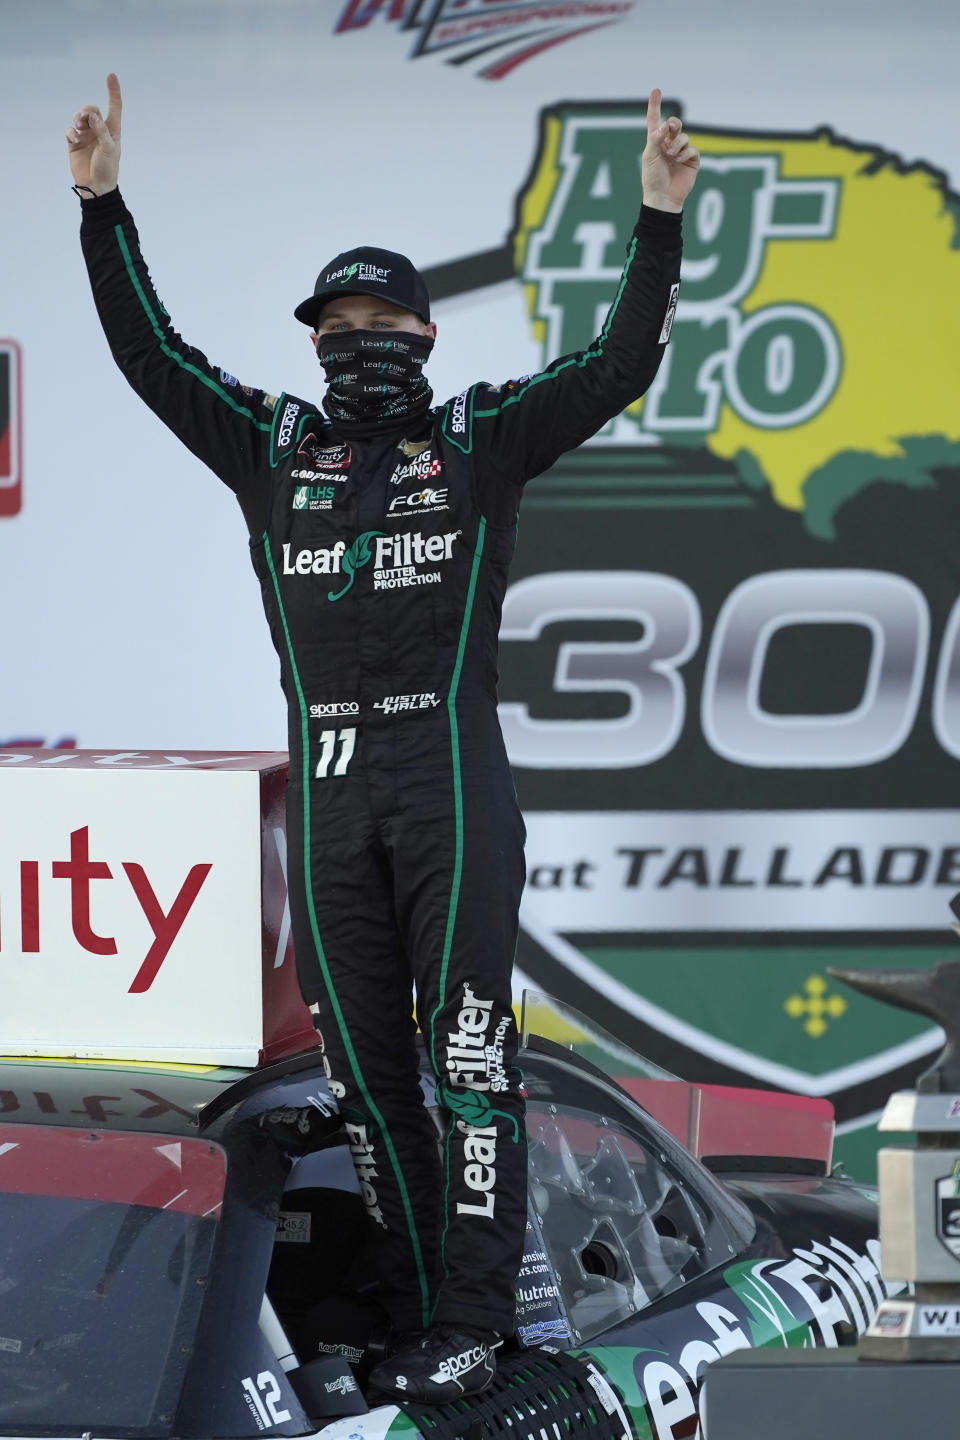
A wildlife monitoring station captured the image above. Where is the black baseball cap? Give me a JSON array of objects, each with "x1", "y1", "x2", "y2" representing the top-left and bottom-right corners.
[{"x1": 294, "y1": 245, "x2": 431, "y2": 328}]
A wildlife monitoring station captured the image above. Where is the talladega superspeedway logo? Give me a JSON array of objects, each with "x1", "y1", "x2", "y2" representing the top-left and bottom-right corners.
[{"x1": 333, "y1": 0, "x2": 636, "y2": 80}]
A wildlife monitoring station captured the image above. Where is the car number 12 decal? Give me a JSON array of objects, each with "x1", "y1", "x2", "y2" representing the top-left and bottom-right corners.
[{"x1": 240, "y1": 1370, "x2": 291, "y2": 1429}]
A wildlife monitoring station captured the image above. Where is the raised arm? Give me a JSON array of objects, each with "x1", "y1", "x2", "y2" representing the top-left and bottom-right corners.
[
  {"x1": 445, "y1": 89, "x2": 699, "y2": 520},
  {"x1": 67, "y1": 76, "x2": 288, "y2": 527}
]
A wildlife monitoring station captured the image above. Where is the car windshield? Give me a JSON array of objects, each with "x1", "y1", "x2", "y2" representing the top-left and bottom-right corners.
[
  {"x1": 520, "y1": 989, "x2": 678, "y2": 1082},
  {"x1": 0, "y1": 1125, "x2": 225, "y2": 1437}
]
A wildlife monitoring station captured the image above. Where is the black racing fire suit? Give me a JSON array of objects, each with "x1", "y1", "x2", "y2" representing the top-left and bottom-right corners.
[{"x1": 80, "y1": 189, "x2": 682, "y2": 1336}]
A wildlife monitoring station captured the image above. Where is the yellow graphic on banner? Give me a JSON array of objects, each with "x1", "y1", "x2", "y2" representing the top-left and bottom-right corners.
[
  {"x1": 784, "y1": 974, "x2": 848, "y2": 1038},
  {"x1": 514, "y1": 106, "x2": 960, "y2": 539},
  {"x1": 699, "y1": 131, "x2": 960, "y2": 515}
]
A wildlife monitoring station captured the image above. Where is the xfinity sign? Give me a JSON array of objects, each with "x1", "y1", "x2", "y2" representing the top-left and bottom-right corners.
[{"x1": 0, "y1": 753, "x2": 313, "y2": 1065}]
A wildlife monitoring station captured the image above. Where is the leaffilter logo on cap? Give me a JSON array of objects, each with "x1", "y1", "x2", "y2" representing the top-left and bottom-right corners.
[{"x1": 326, "y1": 262, "x2": 393, "y2": 286}]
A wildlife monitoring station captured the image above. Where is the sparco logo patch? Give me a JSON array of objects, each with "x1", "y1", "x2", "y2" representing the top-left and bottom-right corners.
[
  {"x1": 450, "y1": 390, "x2": 468, "y2": 435},
  {"x1": 277, "y1": 400, "x2": 300, "y2": 449},
  {"x1": 309, "y1": 701, "x2": 360, "y2": 718}
]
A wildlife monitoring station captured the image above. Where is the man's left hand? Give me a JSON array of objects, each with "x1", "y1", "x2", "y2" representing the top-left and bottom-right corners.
[{"x1": 642, "y1": 88, "x2": 700, "y2": 213}]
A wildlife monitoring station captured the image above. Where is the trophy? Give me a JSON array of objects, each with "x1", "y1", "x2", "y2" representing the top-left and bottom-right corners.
[{"x1": 830, "y1": 894, "x2": 960, "y2": 1360}]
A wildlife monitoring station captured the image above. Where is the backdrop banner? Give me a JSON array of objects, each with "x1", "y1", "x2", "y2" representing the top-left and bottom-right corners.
[{"x1": 2, "y1": 0, "x2": 958, "y2": 1160}]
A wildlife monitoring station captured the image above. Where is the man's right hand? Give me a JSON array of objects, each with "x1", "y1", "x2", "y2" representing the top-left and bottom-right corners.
[{"x1": 66, "y1": 72, "x2": 122, "y2": 196}]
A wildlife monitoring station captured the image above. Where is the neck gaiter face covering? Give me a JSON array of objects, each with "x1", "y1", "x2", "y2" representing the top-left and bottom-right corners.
[{"x1": 317, "y1": 330, "x2": 434, "y2": 431}]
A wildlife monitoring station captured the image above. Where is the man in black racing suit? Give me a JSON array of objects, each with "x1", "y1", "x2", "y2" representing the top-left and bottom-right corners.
[{"x1": 68, "y1": 73, "x2": 700, "y2": 1403}]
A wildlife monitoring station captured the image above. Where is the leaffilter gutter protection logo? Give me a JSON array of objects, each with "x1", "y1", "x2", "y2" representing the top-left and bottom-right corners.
[
  {"x1": 333, "y1": 0, "x2": 636, "y2": 80},
  {"x1": 328, "y1": 530, "x2": 383, "y2": 602}
]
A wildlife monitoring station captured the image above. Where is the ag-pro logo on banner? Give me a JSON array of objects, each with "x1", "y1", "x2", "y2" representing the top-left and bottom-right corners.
[
  {"x1": 420, "y1": 101, "x2": 960, "y2": 1126},
  {"x1": 513, "y1": 102, "x2": 960, "y2": 531},
  {"x1": 0, "y1": 341, "x2": 22, "y2": 518}
]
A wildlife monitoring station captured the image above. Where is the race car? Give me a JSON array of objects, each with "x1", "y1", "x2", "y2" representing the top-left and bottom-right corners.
[{"x1": 0, "y1": 995, "x2": 888, "y2": 1440}]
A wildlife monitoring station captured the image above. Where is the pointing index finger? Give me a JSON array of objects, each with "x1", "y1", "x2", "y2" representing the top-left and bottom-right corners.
[
  {"x1": 105, "y1": 72, "x2": 122, "y2": 137},
  {"x1": 646, "y1": 87, "x2": 662, "y2": 136}
]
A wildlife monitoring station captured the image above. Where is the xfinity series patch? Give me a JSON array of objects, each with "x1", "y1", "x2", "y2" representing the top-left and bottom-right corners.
[{"x1": 298, "y1": 437, "x2": 351, "y2": 471}]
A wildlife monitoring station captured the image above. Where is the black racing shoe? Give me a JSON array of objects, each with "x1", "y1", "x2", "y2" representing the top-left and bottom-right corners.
[{"x1": 366, "y1": 1323, "x2": 500, "y2": 1403}]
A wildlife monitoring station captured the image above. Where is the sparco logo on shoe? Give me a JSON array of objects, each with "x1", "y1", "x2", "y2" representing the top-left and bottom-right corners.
[
  {"x1": 344, "y1": 1120, "x2": 387, "y2": 1228},
  {"x1": 278, "y1": 400, "x2": 300, "y2": 448},
  {"x1": 387, "y1": 487, "x2": 449, "y2": 516},
  {"x1": 309, "y1": 701, "x2": 359, "y2": 718},
  {"x1": 434, "y1": 1345, "x2": 488, "y2": 1382}
]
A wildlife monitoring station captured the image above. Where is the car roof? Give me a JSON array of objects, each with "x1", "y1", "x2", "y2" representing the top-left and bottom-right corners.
[{"x1": 0, "y1": 1053, "x2": 261, "y2": 1136}]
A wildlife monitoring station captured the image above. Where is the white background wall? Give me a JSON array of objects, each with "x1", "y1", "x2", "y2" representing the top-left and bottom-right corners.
[{"x1": 0, "y1": 0, "x2": 956, "y2": 750}]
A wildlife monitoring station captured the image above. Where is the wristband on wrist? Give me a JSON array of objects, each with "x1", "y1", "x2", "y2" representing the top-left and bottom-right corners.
[{"x1": 71, "y1": 183, "x2": 98, "y2": 200}]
